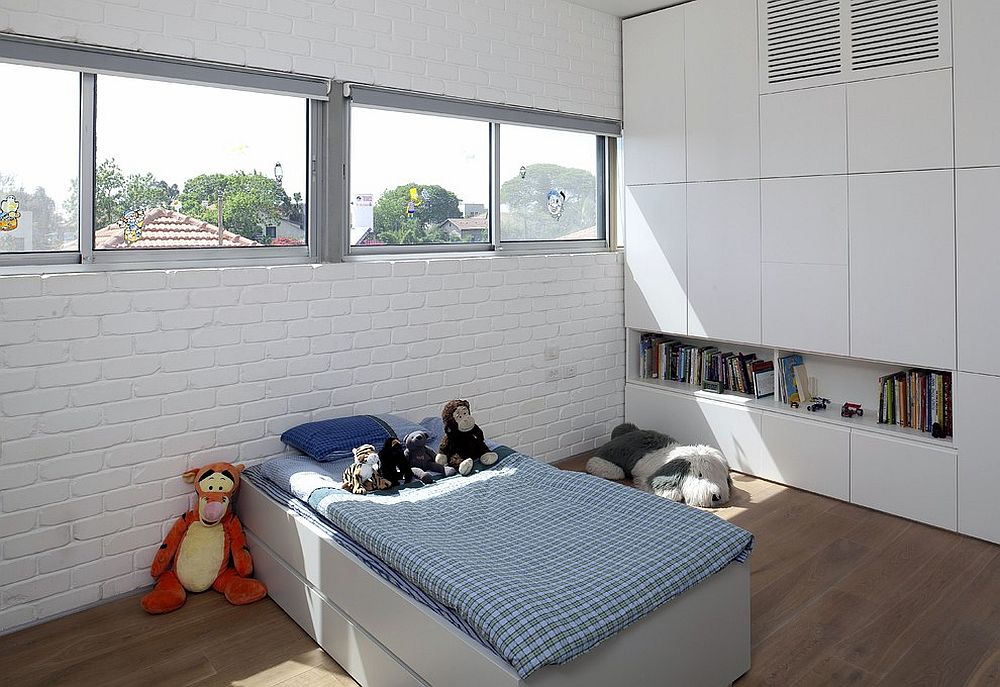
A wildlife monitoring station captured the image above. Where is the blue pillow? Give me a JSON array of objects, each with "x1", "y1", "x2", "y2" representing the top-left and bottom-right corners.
[{"x1": 281, "y1": 414, "x2": 426, "y2": 462}]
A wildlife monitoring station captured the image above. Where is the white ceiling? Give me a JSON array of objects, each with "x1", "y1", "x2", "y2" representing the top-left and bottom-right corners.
[{"x1": 568, "y1": 0, "x2": 687, "y2": 19}]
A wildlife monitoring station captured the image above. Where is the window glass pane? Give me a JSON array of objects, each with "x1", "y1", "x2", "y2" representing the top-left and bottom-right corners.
[
  {"x1": 350, "y1": 106, "x2": 489, "y2": 247},
  {"x1": 0, "y1": 62, "x2": 79, "y2": 253},
  {"x1": 499, "y1": 125, "x2": 601, "y2": 242},
  {"x1": 95, "y1": 75, "x2": 306, "y2": 250}
]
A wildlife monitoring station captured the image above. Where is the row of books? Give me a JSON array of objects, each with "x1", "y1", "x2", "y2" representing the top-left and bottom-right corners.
[
  {"x1": 638, "y1": 334, "x2": 775, "y2": 398},
  {"x1": 878, "y1": 369, "x2": 952, "y2": 437}
]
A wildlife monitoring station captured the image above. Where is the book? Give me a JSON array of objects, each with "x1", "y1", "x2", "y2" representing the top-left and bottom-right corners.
[
  {"x1": 751, "y1": 360, "x2": 775, "y2": 399},
  {"x1": 792, "y1": 363, "x2": 811, "y2": 404},
  {"x1": 780, "y1": 354, "x2": 804, "y2": 405}
]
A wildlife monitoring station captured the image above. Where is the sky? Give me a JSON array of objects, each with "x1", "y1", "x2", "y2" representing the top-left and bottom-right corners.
[
  {"x1": 0, "y1": 63, "x2": 306, "y2": 213},
  {"x1": 1, "y1": 63, "x2": 79, "y2": 209}
]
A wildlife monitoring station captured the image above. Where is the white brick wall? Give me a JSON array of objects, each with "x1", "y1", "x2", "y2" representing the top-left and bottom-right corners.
[
  {"x1": 0, "y1": 254, "x2": 625, "y2": 632},
  {"x1": 0, "y1": 0, "x2": 623, "y2": 120}
]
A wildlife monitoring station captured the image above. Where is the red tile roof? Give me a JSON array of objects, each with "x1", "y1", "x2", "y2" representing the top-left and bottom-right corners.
[{"x1": 95, "y1": 208, "x2": 260, "y2": 249}]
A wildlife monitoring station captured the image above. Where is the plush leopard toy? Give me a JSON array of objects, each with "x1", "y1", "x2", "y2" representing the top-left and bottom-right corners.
[{"x1": 341, "y1": 444, "x2": 392, "y2": 495}]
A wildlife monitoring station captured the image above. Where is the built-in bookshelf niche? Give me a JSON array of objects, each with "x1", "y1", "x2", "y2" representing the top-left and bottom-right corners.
[{"x1": 627, "y1": 328, "x2": 953, "y2": 446}]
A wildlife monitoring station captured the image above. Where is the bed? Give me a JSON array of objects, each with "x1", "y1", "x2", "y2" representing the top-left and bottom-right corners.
[{"x1": 238, "y1": 415, "x2": 753, "y2": 687}]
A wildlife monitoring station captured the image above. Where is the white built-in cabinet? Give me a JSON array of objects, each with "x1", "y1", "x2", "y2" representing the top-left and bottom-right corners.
[
  {"x1": 850, "y1": 431, "x2": 957, "y2": 531},
  {"x1": 625, "y1": 383, "x2": 762, "y2": 476},
  {"x1": 955, "y1": 372, "x2": 1000, "y2": 544},
  {"x1": 684, "y1": 0, "x2": 759, "y2": 182},
  {"x1": 621, "y1": 0, "x2": 1000, "y2": 542},
  {"x1": 956, "y1": 167, "x2": 1000, "y2": 376},
  {"x1": 847, "y1": 70, "x2": 955, "y2": 174},
  {"x1": 687, "y1": 180, "x2": 760, "y2": 343},
  {"x1": 624, "y1": 185, "x2": 686, "y2": 335},
  {"x1": 761, "y1": 175, "x2": 849, "y2": 356},
  {"x1": 759, "y1": 85, "x2": 847, "y2": 178},
  {"x1": 622, "y1": 6, "x2": 685, "y2": 185},
  {"x1": 848, "y1": 171, "x2": 956, "y2": 370},
  {"x1": 760, "y1": 414, "x2": 850, "y2": 501},
  {"x1": 953, "y1": 0, "x2": 1000, "y2": 167}
]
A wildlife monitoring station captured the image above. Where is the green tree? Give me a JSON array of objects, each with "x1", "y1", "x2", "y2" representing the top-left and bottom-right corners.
[
  {"x1": 499, "y1": 163, "x2": 597, "y2": 240},
  {"x1": 372, "y1": 183, "x2": 462, "y2": 244},
  {"x1": 94, "y1": 158, "x2": 178, "y2": 228},
  {"x1": 179, "y1": 172, "x2": 289, "y2": 244},
  {"x1": 95, "y1": 158, "x2": 125, "y2": 228}
]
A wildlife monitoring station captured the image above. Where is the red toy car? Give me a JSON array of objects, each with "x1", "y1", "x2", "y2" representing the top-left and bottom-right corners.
[{"x1": 841, "y1": 402, "x2": 864, "y2": 418}]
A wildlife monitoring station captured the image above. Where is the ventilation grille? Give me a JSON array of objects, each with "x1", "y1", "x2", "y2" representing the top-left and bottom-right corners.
[
  {"x1": 850, "y1": 0, "x2": 940, "y2": 71},
  {"x1": 766, "y1": 0, "x2": 843, "y2": 85}
]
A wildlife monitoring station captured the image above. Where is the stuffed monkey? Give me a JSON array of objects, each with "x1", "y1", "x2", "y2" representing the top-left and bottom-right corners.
[{"x1": 435, "y1": 399, "x2": 499, "y2": 476}]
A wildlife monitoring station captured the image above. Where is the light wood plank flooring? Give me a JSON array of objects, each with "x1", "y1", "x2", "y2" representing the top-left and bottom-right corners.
[{"x1": 2, "y1": 461, "x2": 999, "y2": 686}]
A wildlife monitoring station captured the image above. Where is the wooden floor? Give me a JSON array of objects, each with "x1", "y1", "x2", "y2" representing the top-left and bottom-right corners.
[{"x1": 3, "y1": 461, "x2": 1000, "y2": 687}]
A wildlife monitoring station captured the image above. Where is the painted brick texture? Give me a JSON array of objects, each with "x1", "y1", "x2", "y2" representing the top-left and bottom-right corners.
[
  {"x1": 0, "y1": 0, "x2": 623, "y2": 120},
  {"x1": 0, "y1": 254, "x2": 625, "y2": 632}
]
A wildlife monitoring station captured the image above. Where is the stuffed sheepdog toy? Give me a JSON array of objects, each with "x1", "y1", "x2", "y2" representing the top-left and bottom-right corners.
[{"x1": 586, "y1": 423, "x2": 732, "y2": 507}]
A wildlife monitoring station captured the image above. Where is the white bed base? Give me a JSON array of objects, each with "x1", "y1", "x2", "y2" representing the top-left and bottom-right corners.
[{"x1": 240, "y1": 479, "x2": 751, "y2": 687}]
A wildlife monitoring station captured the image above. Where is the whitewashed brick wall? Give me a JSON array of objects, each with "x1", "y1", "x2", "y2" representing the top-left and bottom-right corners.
[
  {"x1": 0, "y1": 254, "x2": 625, "y2": 632},
  {"x1": 0, "y1": 0, "x2": 623, "y2": 120}
]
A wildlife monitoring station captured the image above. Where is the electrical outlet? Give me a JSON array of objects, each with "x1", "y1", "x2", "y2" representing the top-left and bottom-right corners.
[
  {"x1": 546, "y1": 367, "x2": 561, "y2": 382},
  {"x1": 562, "y1": 364, "x2": 578, "y2": 378}
]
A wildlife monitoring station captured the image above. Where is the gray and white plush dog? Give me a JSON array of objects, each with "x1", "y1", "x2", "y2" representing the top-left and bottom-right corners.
[{"x1": 586, "y1": 423, "x2": 732, "y2": 507}]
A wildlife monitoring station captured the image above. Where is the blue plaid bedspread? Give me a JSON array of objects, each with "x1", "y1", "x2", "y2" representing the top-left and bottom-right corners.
[{"x1": 259, "y1": 450, "x2": 753, "y2": 678}]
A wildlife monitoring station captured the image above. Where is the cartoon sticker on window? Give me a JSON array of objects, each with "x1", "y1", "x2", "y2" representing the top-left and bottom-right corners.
[
  {"x1": 0, "y1": 195, "x2": 21, "y2": 231},
  {"x1": 406, "y1": 187, "x2": 425, "y2": 216},
  {"x1": 119, "y1": 209, "x2": 145, "y2": 245},
  {"x1": 546, "y1": 189, "x2": 566, "y2": 220}
]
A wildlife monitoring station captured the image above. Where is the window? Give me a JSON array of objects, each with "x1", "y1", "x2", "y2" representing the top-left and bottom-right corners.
[
  {"x1": 0, "y1": 35, "x2": 327, "y2": 267},
  {"x1": 94, "y1": 75, "x2": 307, "y2": 251},
  {"x1": 346, "y1": 86, "x2": 620, "y2": 255},
  {"x1": 0, "y1": 62, "x2": 79, "y2": 254},
  {"x1": 349, "y1": 107, "x2": 490, "y2": 248},
  {"x1": 498, "y1": 125, "x2": 601, "y2": 242}
]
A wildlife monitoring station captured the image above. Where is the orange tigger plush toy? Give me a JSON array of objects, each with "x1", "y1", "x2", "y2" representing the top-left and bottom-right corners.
[{"x1": 141, "y1": 462, "x2": 267, "y2": 614}]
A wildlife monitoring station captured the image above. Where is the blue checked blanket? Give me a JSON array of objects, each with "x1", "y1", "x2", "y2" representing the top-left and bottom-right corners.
[
  {"x1": 242, "y1": 465, "x2": 493, "y2": 651},
  {"x1": 258, "y1": 450, "x2": 753, "y2": 678}
]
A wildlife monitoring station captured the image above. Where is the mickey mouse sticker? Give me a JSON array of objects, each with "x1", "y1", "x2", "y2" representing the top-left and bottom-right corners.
[
  {"x1": 546, "y1": 189, "x2": 566, "y2": 220},
  {"x1": 0, "y1": 195, "x2": 21, "y2": 231}
]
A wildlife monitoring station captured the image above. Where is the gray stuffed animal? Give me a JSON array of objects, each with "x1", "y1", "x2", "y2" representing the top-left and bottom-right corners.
[
  {"x1": 403, "y1": 430, "x2": 455, "y2": 482},
  {"x1": 586, "y1": 423, "x2": 732, "y2": 507}
]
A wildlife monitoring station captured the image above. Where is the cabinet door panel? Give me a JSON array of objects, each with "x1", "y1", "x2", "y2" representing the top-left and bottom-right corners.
[
  {"x1": 762, "y1": 176, "x2": 847, "y2": 265},
  {"x1": 956, "y1": 372, "x2": 1000, "y2": 544},
  {"x1": 623, "y1": 7, "x2": 686, "y2": 185},
  {"x1": 849, "y1": 171, "x2": 956, "y2": 369},
  {"x1": 685, "y1": 0, "x2": 759, "y2": 181},
  {"x1": 847, "y1": 70, "x2": 954, "y2": 173},
  {"x1": 850, "y1": 431, "x2": 957, "y2": 530},
  {"x1": 760, "y1": 413, "x2": 850, "y2": 500},
  {"x1": 625, "y1": 384, "x2": 762, "y2": 476},
  {"x1": 954, "y1": 0, "x2": 1000, "y2": 167},
  {"x1": 624, "y1": 184, "x2": 687, "y2": 334},
  {"x1": 688, "y1": 180, "x2": 761, "y2": 344},
  {"x1": 762, "y1": 263, "x2": 848, "y2": 356},
  {"x1": 956, "y1": 168, "x2": 1000, "y2": 375},
  {"x1": 760, "y1": 85, "x2": 847, "y2": 178}
]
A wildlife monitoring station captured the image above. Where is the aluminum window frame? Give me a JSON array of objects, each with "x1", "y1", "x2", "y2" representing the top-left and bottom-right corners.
[
  {"x1": 345, "y1": 85, "x2": 621, "y2": 257},
  {"x1": 0, "y1": 35, "x2": 329, "y2": 269}
]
